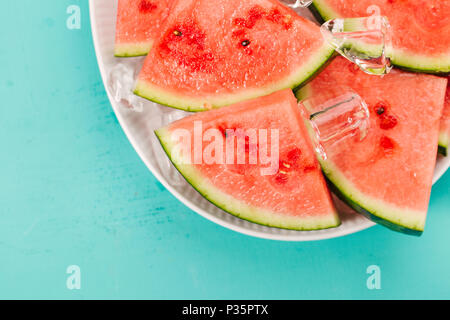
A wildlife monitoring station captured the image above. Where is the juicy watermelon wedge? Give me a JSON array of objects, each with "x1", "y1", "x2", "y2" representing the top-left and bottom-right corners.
[
  {"x1": 135, "y1": 0, "x2": 335, "y2": 111},
  {"x1": 156, "y1": 90, "x2": 340, "y2": 230},
  {"x1": 297, "y1": 57, "x2": 447, "y2": 235},
  {"x1": 310, "y1": 0, "x2": 450, "y2": 74},
  {"x1": 439, "y1": 79, "x2": 450, "y2": 156},
  {"x1": 114, "y1": 0, "x2": 173, "y2": 57}
]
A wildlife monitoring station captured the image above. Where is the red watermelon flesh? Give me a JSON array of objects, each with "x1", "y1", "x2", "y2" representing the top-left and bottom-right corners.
[
  {"x1": 311, "y1": 0, "x2": 450, "y2": 73},
  {"x1": 296, "y1": 57, "x2": 447, "y2": 235},
  {"x1": 439, "y1": 79, "x2": 450, "y2": 155},
  {"x1": 155, "y1": 89, "x2": 340, "y2": 230},
  {"x1": 115, "y1": 0, "x2": 174, "y2": 57},
  {"x1": 134, "y1": 0, "x2": 334, "y2": 111}
]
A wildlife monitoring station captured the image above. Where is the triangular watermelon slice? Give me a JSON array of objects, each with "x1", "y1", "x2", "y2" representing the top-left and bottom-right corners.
[
  {"x1": 310, "y1": 0, "x2": 450, "y2": 74},
  {"x1": 155, "y1": 89, "x2": 340, "y2": 230},
  {"x1": 439, "y1": 79, "x2": 450, "y2": 156},
  {"x1": 296, "y1": 57, "x2": 447, "y2": 235},
  {"x1": 135, "y1": 0, "x2": 335, "y2": 111},
  {"x1": 114, "y1": 0, "x2": 174, "y2": 57}
]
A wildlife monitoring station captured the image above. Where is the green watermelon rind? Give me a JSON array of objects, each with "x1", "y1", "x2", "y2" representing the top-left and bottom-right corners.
[
  {"x1": 438, "y1": 132, "x2": 449, "y2": 156},
  {"x1": 324, "y1": 175, "x2": 423, "y2": 236},
  {"x1": 310, "y1": 0, "x2": 450, "y2": 75},
  {"x1": 296, "y1": 86, "x2": 425, "y2": 236},
  {"x1": 134, "y1": 43, "x2": 335, "y2": 112},
  {"x1": 155, "y1": 127, "x2": 341, "y2": 231},
  {"x1": 114, "y1": 42, "x2": 153, "y2": 57},
  {"x1": 319, "y1": 160, "x2": 425, "y2": 236}
]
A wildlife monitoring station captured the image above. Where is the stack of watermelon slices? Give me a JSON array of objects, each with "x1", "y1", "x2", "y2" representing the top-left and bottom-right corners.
[{"x1": 114, "y1": 0, "x2": 449, "y2": 235}]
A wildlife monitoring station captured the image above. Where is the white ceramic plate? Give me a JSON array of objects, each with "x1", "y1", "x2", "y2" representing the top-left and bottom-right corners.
[{"x1": 89, "y1": 0, "x2": 450, "y2": 241}]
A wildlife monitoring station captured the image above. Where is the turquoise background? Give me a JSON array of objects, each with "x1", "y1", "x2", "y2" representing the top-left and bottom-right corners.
[{"x1": 1, "y1": 0, "x2": 449, "y2": 300}]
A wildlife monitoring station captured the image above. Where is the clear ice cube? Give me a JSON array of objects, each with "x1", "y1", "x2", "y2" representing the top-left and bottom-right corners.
[
  {"x1": 108, "y1": 58, "x2": 146, "y2": 112},
  {"x1": 282, "y1": 0, "x2": 313, "y2": 8},
  {"x1": 321, "y1": 16, "x2": 393, "y2": 75},
  {"x1": 298, "y1": 86, "x2": 370, "y2": 160}
]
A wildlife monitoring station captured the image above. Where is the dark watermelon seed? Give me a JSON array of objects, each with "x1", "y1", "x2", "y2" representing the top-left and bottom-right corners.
[
  {"x1": 376, "y1": 106, "x2": 385, "y2": 115},
  {"x1": 374, "y1": 101, "x2": 389, "y2": 116},
  {"x1": 173, "y1": 30, "x2": 182, "y2": 36},
  {"x1": 241, "y1": 40, "x2": 250, "y2": 47}
]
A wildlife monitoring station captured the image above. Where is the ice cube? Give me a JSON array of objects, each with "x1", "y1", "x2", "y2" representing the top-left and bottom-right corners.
[
  {"x1": 298, "y1": 86, "x2": 370, "y2": 160},
  {"x1": 108, "y1": 57, "x2": 146, "y2": 112},
  {"x1": 282, "y1": 0, "x2": 313, "y2": 8},
  {"x1": 321, "y1": 16, "x2": 393, "y2": 75}
]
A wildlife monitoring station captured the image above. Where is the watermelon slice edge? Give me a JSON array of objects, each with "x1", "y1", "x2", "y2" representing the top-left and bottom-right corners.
[
  {"x1": 135, "y1": 43, "x2": 335, "y2": 112},
  {"x1": 134, "y1": 0, "x2": 336, "y2": 111},
  {"x1": 296, "y1": 57, "x2": 447, "y2": 235},
  {"x1": 155, "y1": 90, "x2": 341, "y2": 231},
  {"x1": 114, "y1": 0, "x2": 174, "y2": 57},
  {"x1": 438, "y1": 80, "x2": 450, "y2": 156},
  {"x1": 310, "y1": 0, "x2": 450, "y2": 74}
]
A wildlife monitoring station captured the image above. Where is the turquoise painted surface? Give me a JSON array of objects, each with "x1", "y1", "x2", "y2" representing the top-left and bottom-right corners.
[{"x1": 0, "y1": 0, "x2": 449, "y2": 299}]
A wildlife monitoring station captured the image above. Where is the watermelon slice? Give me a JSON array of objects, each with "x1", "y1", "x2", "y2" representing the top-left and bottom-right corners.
[
  {"x1": 296, "y1": 57, "x2": 447, "y2": 235},
  {"x1": 155, "y1": 89, "x2": 340, "y2": 230},
  {"x1": 310, "y1": 0, "x2": 450, "y2": 74},
  {"x1": 134, "y1": 0, "x2": 335, "y2": 111},
  {"x1": 439, "y1": 79, "x2": 450, "y2": 156},
  {"x1": 114, "y1": 0, "x2": 173, "y2": 57}
]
